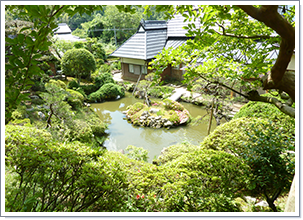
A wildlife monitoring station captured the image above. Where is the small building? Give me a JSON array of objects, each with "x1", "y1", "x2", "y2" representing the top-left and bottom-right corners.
[
  {"x1": 110, "y1": 15, "x2": 201, "y2": 82},
  {"x1": 53, "y1": 23, "x2": 86, "y2": 42}
]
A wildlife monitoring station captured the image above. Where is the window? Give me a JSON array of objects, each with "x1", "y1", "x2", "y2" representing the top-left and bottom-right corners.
[
  {"x1": 129, "y1": 64, "x2": 134, "y2": 73},
  {"x1": 141, "y1": 65, "x2": 147, "y2": 74}
]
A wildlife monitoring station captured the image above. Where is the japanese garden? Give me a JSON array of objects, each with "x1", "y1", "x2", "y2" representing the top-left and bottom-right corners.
[{"x1": 4, "y1": 5, "x2": 296, "y2": 214}]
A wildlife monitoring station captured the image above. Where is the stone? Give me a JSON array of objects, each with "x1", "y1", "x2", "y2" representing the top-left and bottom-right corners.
[
  {"x1": 29, "y1": 95, "x2": 40, "y2": 99},
  {"x1": 149, "y1": 108, "x2": 160, "y2": 114},
  {"x1": 140, "y1": 116, "x2": 147, "y2": 120},
  {"x1": 255, "y1": 201, "x2": 268, "y2": 207},
  {"x1": 164, "y1": 121, "x2": 173, "y2": 127},
  {"x1": 122, "y1": 110, "x2": 129, "y2": 114},
  {"x1": 155, "y1": 116, "x2": 162, "y2": 120},
  {"x1": 142, "y1": 111, "x2": 149, "y2": 116},
  {"x1": 37, "y1": 111, "x2": 46, "y2": 120},
  {"x1": 162, "y1": 118, "x2": 168, "y2": 123},
  {"x1": 180, "y1": 117, "x2": 189, "y2": 124}
]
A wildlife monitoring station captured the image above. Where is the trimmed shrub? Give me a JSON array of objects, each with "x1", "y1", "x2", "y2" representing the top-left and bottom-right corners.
[
  {"x1": 87, "y1": 83, "x2": 125, "y2": 102},
  {"x1": 66, "y1": 89, "x2": 85, "y2": 109},
  {"x1": 200, "y1": 117, "x2": 295, "y2": 211},
  {"x1": 46, "y1": 79, "x2": 66, "y2": 90},
  {"x1": 94, "y1": 72, "x2": 114, "y2": 87},
  {"x1": 61, "y1": 48, "x2": 96, "y2": 83},
  {"x1": 233, "y1": 98, "x2": 295, "y2": 143},
  {"x1": 153, "y1": 142, "x2": 200, "y2": 165}
]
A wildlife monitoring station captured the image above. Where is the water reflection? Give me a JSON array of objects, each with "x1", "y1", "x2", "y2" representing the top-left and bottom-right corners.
[{"x1": 91, "y1": 93, "x2": 217, "y2": 162}]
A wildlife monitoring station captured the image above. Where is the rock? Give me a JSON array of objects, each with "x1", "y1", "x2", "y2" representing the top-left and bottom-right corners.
[
  {"x1": 149, "y1": 108, "x2": 160, "y2": 114},
  {"x1": 141, "y1": 111, "x2": 150, "y2": 117},
  {"x1": 162, "y1": 118, "x2": 168, "y2": 123},
  {"x1": 122, "y1": 110, "x2": 129, "y2": 114},
  {"x1": 155, "y1": 116, "x2": 162, "y2": 120},
  {"x1": 180, "y1": 117, "x2": 189, "y2": 124},
  {"x1": 244, "y1": 196, "x2": 257, "y2": 204},
  {"x1": 255, "y1": 201, "x2": 268, "y2": 207},
  {"x1": 140, "y1": 116, "x2": 147, "y2": 120},
  {"x1": 37, "y1": 111, "x2": 46, "y2": 120},
  {"x1": 43, "y1": 105, "x2": 50, "y2": 109},
  {"x1": 164, "y1": 121, "x2": 173, "y2": 127},
  {"x1": 29, "y1": 95, "x2": 40, "y2": 99},
  {"x1": 26, "y1": 108, "x2": 34, "y2": 112}
]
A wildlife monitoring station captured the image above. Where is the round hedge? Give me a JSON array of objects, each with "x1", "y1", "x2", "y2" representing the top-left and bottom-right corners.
[
  {"x1": 233, "y1": 98, "x2": 295, "y2": 141},
  {"x1": 87, "y1": 83, "x2": 125, "y2": 102},
  {"x1": 61, "y1": 48, "x2": 96, "y2": 82}
]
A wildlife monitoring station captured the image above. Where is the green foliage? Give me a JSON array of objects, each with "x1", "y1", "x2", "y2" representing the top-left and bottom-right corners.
[
  {"x1": 153, "y1": 142, "x2": 200, "y2": 165},
  {"x1": 163, "y1": 99, "x2": 185, "y2": 111},
  {"x1": 87, "y1": 83, "x2": 125, "y2": 102},
  {"x1": 67, "y1": 79, "x2": 79, "y2": 89},
  {"x1": 47, "y1": 79, "x2": 66, "y2": 89},
  {"x1": 66, "y1": 89, "x2": 84, "y2": 109},
  {"x1": 240, "y1": 121, "x2": 295, "y2": 211},
  {"x1": 201, "y1": 117, "x2": 295, "y2": 211},
  {"x1": 148, "y1": 86, "x2": 174, "y2": 99},
  {"x1": 233, "y1": 98, "x2": 295, "y2": 146},
  {"x1": 11, "y1": 105, "x2": 27, "y2": 120},
  {"x1": 126, "y1": 102, "x2": 147, "y2": 115},
  {"x1": 5, "y1": 5, "x2": 102, "y2": 123},
  {"x1": 98, "y1": 63, "x2": 111, "y2": 74},
  {"x1": 61, "y1": 48, "x2": 96, "y2": 83},
  {"x1": 147, "y1": 5, "x2": 295, "y2": 118},
  {"x1": 94, "y1": 72, "x2": 114, "y2": 87},
  {"x1": 5, "y1": 125, "x2": 126, "y2": 212},
  {"x1": 125, "y1": 145, "x2": 149, "y2": 162}
]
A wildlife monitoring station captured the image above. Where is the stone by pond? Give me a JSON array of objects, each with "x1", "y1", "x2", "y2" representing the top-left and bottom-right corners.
[{"x1": 123, "y1": 99, "x2": 190, "y2": 129}]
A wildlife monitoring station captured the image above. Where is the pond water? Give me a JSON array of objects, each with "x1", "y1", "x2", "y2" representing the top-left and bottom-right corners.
[{"x1": 91, "y1": 93, "x2": 217, "y2": 162}]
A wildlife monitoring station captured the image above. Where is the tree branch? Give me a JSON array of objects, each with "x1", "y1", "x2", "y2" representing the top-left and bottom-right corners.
[
  {"x1": 237, "y1": 5, "x2": 295, "y2": 96},
  {"x1": 247, "y1": 90, "x2": 295, "y2": 118},
  {"x1": 215, "y1": 22, "x2": 273, "y2": 40}
]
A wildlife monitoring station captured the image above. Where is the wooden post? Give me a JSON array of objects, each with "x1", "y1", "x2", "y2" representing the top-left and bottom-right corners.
[{"x1": 207, "y1": 99, "x2": 215, "y2": 135}]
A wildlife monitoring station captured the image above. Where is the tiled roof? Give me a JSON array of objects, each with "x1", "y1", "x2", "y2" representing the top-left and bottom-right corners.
[
  {"x1": 167, "y1": 13, "x2": 201, "y2": 37},
  {"x1": 54, "y1": 23, "x2": 72, "y2": 34},
  {"x1": 110, "y1": 20, "x2": 167, "y2": 60}
]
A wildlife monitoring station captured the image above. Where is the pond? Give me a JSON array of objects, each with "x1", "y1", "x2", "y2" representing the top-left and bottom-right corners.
[{"x1": 91, "y1": 92, "x2": 217, "y2": 162}]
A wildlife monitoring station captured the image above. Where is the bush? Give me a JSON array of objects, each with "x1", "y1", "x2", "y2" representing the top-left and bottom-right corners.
[
  {"x1": 233, "y1": 98, "x2": 295, "y2": 144},
  {"x1": 47, "y1": 79, "x2": 66, "y2": 90},
  {"x1": 241, "y1": 121, "x2": 295, "y2": 211},
  {"x1": 148, "y1": 86, "x2": 174, "y2": 99},
  {"x1": 153, "y1": 143, "x2": 200, "y2": 165},
  {"x1": 67, "y1": 80, "x2": 79, "y2": 89},
  {"x1": 125, "y1": 145, "x2": 149, "y2": 162},
  {"x1": 5, "y1": 125, "x2": 127, "y2": 212},
  {"x1": 94, "y1": 72, "x2": 114, "y2": 87},
  {"x1": 87, "y1": 83, "x2": 125, "y2": 102},
  {"x1": 61, "y1": 48, "x2": 96, "y2": 83},
  {"x1": 66, "y1": 89, "x2": 85, "y2": 109},
  {"x1": 201, "y1": 117, "x2": 295, "y2": 212}
]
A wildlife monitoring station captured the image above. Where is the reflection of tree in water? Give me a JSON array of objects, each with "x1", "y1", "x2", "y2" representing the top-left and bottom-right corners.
[{"x1": 139, "y1": 126, "x2": 182, "y2": 145}]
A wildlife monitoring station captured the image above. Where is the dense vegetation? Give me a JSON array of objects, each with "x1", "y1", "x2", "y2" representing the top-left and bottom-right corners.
[{"x1": 5, "y1": 4, "x2": 295, "y2": 213}]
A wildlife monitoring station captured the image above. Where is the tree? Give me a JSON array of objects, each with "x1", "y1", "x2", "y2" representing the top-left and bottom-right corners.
[
  {"x1": 147, "y1": 5, "x2": 295, "y2": 118},
  {"x1": 61, "y1": 48, "x2": 96, "y2": 83},
  {"x1": 5, "y1": 5, "x2": 103, "y2": 124},
  {"x1": 100, "y1": 5, "x2": 142, "y2": 45}
]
